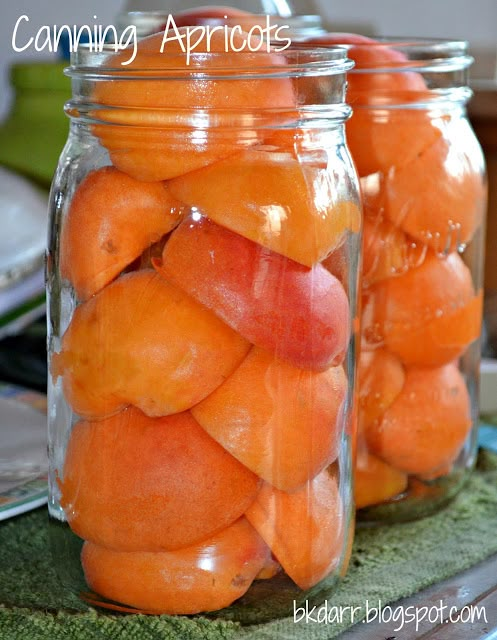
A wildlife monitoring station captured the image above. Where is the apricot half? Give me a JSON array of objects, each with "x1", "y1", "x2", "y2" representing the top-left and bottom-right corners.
[
  {"x1": 362, "y1": 216, "x2": 426, "y2": 288},
  {"x1": 365, "y1": 363, "x2": 472, "y2": 475},
  {"x1": 362, "y1": 252, "x2": 482, "y2": 366},
  {"x1": 355, "y1": 448, "x2": 408, "y2": 509},
  {"x1": 156, "y1": 216, "x2": 350, "y2": 370},
  {"x1": 82, "y1": 518, "x2": 268, "y2": 614},
  {"x1": 192, "y1": 347, "x2": 347, "y2": 491},
  {"x1": 245, "y1": 470, "x2": 344, "y2": 590},
  {"x1": 60, "y1": 166, "x2": 184, "y2": 300},
  {"x1": 52, "y1": 270, "x2": 249, "y2": 419},
  {"x1": 92, "y1": 30, "x2": 295, "y2": 181},
  {"x1": 168, "y1": 148, "x2": 361, "y2": 266},
  {"x1": 381, "y1": 126, "x2": 486, "y2": 251},
  {"x1": 358, "y1": 349, "x2": 405, "y2": 429},
  {"x1": 61, "y1": 408, "x2": 260, "y2": 551}
]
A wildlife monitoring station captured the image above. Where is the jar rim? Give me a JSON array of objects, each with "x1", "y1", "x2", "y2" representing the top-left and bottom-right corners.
[
  {"x1": 66, "y1": 44, "x2": 354, "y2": 81},
  {"x1": 306, "y1": 36, "x2": 473, "y2": 74}
]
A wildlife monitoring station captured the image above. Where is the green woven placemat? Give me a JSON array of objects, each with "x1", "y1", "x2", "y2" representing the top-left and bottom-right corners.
[{"x1": 1, "y1": 451, "x2": 497, "y2": 640}]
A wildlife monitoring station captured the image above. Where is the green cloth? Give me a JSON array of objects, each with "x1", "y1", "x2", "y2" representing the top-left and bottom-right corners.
[{"x1": 1, "y1": 451, "x2": 497, "y2": 640}]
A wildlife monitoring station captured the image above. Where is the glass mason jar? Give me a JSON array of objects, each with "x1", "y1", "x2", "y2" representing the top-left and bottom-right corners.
[
  {"x1": 306, "y1": 35, "x2": 487, "y2": 522},
  {"x1": 47, "y1": 33, "x2": 361, "y2": 622}
]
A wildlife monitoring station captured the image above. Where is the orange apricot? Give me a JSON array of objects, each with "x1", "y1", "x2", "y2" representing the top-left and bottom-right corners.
[
  {"x1": 61, "y1": 408, "x2": 260, "y2": 551},
  {"x1": 381, "y1": 127, "x2": 486, "y2": 251},
  {"x1": 168, "y1": 148, "x2": 361, "y2": 267},
  {"x1": 60, "y1": 166, "x2": 184, "y2": 300},
  {"x1": 362, "y1": 216, "x2": 427, "y2": 288},
  {"x1": 365, "y1": 363, "x2": 472, "y2": 475},
  {"x1": 306, "y1": 33, "x2": 427, "y2": 103},
  {"x1": 81, "y1": 518, "x2": 268, "y2": 614},
  {"x1": 245, "y1": 470, "x2": 344, "y2": 590},
  {"x1": 362, "y1": 252, "x2": 482, "y2": 366},
  {"x1": 358, "y1": 349, "x2": 405, "y2": 429},
  {"x1": 355, "y1": 448, "x2": 408, "y2": 509},
  {"x1": 192, "y1": 347, "x2": 347, "y2": 492},
  {"x1": 91, "y1": 30, "x2": 295, "y2": 181},
  {"x1": 155, "y1": 216, "x2": 350, "y2": 370},
  {"x1": 347, "y1": 105, "x2": 443, "y2": 177},
  {"x1": 52, "y1": 270, "x2": 249, "y2": 419}
]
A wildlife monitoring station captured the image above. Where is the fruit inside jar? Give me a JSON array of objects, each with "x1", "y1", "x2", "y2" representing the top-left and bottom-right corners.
[
  {"x1": 47, "y1": 24, "x2": 360, "y2": 621},
  {"x1": 304, "y1": 33, "x2": 487, "y2": 522}
]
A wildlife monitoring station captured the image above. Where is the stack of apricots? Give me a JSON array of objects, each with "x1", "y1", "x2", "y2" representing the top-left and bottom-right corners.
[
  {"x1": 51, "y1": 18, "x2": 361, "y2": 615},
  {"x1": 306, "y1": 33, "x2": 486, "y2": 511}
]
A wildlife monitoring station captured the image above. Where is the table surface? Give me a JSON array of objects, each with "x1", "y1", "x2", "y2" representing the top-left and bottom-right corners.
[{"x1": 339, "y1": 554, "x2": 497, "y2": 639}]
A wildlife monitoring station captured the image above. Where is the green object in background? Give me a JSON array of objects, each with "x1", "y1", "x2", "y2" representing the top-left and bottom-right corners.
[{"x1": 0, "y1": 63, "x2": 70, "y2": 189}]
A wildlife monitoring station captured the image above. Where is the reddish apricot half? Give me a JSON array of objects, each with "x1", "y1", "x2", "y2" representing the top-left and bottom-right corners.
[
  {"x1": 92, "y1": 30, "x2": 295, "y2": 181},
  {"x1": 355, "y1": 448, "x2": 408, "y2": 509},
  {"x1": 362, "y1": 252, "x2": 482, "y2": 366},
  {"x1": 61, "y1": 408, "x2": 260, "y2": 551},
  {"x1": 52, "y1": 270, "x2": 249, "y2": 419},
  {"x1": 358, "y1": 349, "x2": 405, "y2": 429},
  {"x1": 245, "y1": 471, "x2": 344, "y2": 590},
  {"x1": 366, "y1": 363, "x2": 472, "y2": 476},
  {"x1": 81, "y1": 518, "x2": 268, "y2": 614},
  {"x1": 60, "y1": 166, "x2": 184, "y2": 300},
  {"x1": 156, "y1": 217, "x2": 350, "y2": 370},
  {"x1": 168, "y1": 149, "x2": 361, "y2": 266},
  {"x1": 362, "y1": 216, "x2": 426, "y2": 288},
  {"x1": 192, "y1": 347, "x2": 347, "y2": 492},
  {"x1": 382, "y1": 129, "x2": 486, "y2": 251}
]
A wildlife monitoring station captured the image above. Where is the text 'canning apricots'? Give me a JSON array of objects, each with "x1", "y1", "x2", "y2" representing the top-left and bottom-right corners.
[
  {"x1": 167, "y1": 149, "x2": 361, "y2": 266},
  {"x1": 61, "y1": 408, "x2": 260, "y2": 551},
  {"x1": 92, "y1": 30, "x2": 296, "y2": 181},
  {"x1": 246, "y1": 470, "x2": 344, "y2": 590},
  {"x1": 192, "y1": 347, "x2": 347, "y2": 492},
  {"x1": 52, "y1": 270, "x2": 250, "y2": 419},
  {"x1": 82, "y1": 518, "x2": 268, "y2": 614},
  {"x1": 362, "y1": 252, "x2": 482, "y2": 366},
  {"x1": 155, "y1": 216, "x2": 350, "y2": 370},
  {"x1": 60, "y1": 166, "x2": 184, "y2": 300},
  {"x1": 365, "y1": 363, "x2": 472, "y2": 476}
]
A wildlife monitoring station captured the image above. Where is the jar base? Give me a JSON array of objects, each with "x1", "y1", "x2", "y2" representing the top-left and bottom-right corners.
[{"x1": 356, "y1": 467, "x2": 472, "y2": 525}]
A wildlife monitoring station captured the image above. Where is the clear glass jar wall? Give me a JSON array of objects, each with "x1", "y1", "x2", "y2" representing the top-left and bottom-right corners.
[
  {"x1": 47, "y1": 36, "x2": 361, "y2": 621},
  {"x1": 305, "y1": 35, "x2": 487, "y2": 521}
]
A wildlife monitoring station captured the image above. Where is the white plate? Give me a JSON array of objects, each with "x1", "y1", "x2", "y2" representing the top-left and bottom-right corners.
[
  {"x1": 0, "y1": 394, "x2": 47, "y2": 520},
  {"x1": 0, "y1": 166, "x2": 48, "y2": 288}
]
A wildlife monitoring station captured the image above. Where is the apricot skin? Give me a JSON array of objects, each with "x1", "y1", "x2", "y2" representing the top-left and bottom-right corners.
[
  {"x1": 52, "y1": 270, "x2": 250, "y2": 419},
  {"x1": 60, "y1": 166, "x2": 184, "y2": 300},
  {"x1": 82, "y1": 518, "x2": 268, "y2": 615},
  {"x1": 167, "y1": 149, "x2": 361, "y2": 267},
  {"x1": 366, "y1": 363, "x2": 472, "y2": 476},
  {"x1": 246, "y1": 471, "x2": 344, "y2": 590},
  {"x1": 192, "y1": 347, "x2": 348, "y2": 491},
  {"x1": 156, "y1": 217, "x2": 350, "y2": 370},
  {"x1": 61, "y1": 408, "x2": 261, "y2": 552}
]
